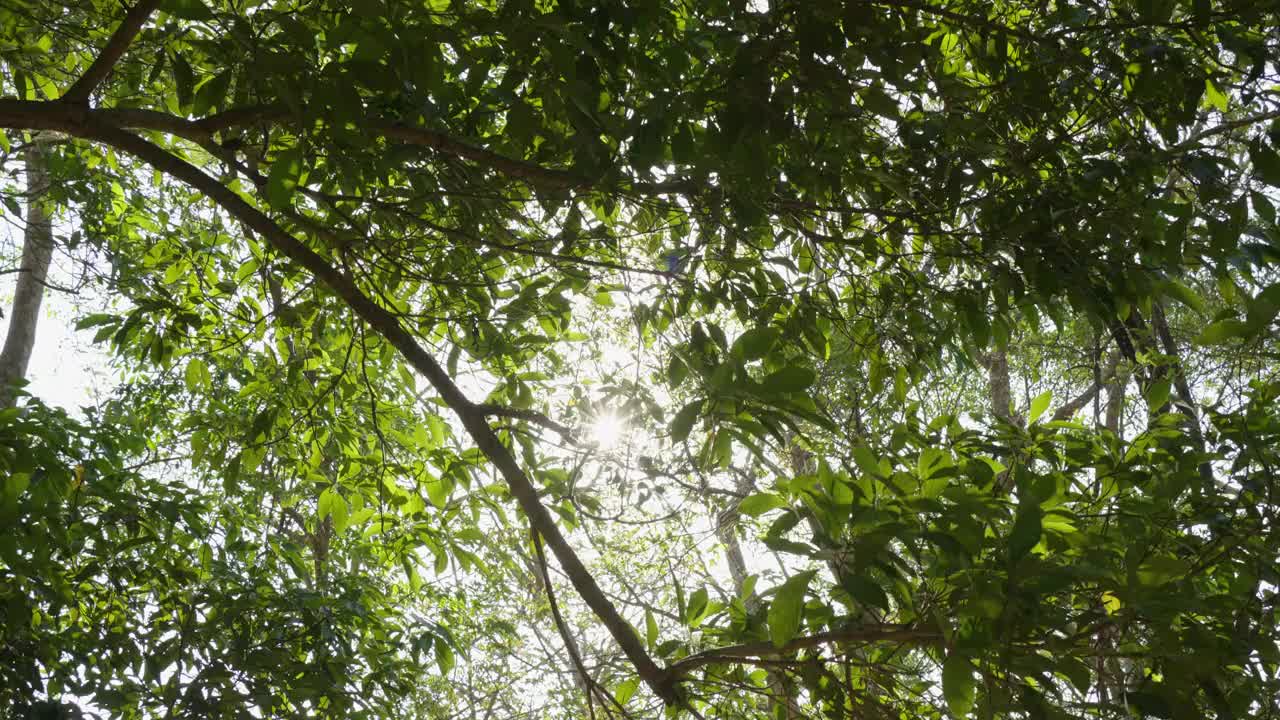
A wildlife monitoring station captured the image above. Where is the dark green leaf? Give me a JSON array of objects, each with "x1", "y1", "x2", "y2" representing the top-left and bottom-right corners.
[
  {"x1": 670, "y1": 400, "x2": 702, "y2": 442},
  {"x1": 1009, "y1": 504, "x2": 1042, "y2": 561},
  {"x1": 942, "y1": 653, "x2": 976, "y2": 718},
  {"x1": 763, "y1": 366, "x2": 816, "y2": 393}
]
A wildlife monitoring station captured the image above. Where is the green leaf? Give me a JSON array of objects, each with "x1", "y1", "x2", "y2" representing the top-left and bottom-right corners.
[
  {"x1": 434, "y1": 639, "x2": 455, "y2": 675},
  {"x1": 329, "y1": 493, "x2": 350, "y2": 533},
  {"x1": 192, "y1": 70, "x2": 232, "y2": 117},
  {"x1": 170, "y1": 52, "x2": 194, "y2": 110},
  {"x1": 1250, "y1": 139, "x2": 1280, "y2": 187},
  {"x1": 853, "y1": 445, "x2": 882, "y2": 478},
  {"x1": 425, "y1": 475, "x2": 452, "y2": 509},
  {"x1": 734, "y1": 327, "x2": 780, "y2": 360},
  {"x1": 666, "y1": 355, "x2": 689, "y2": 388},
  {"x1": 265, "y1": 147, "x2": 304, "y2": 211},
  {"x1": 670, "y1": 400, "x2": 702, "y2": 442},
  {"x1": 163, "y1": 0, "x2": 214, "y2": 20},
  {"x1": 316, "y1": 486, "x2": 337, "y2": 520},
  {"x1": 840, "y1": 574, "x2": 889, "y2": 612},
  {"x1": 763, "y1": 366, "x2": 816, "y2": 393},
  {"x1": 184, "y1": 358, "x2": 211, "y2": 392},
  {"x1": 1160, "y1": 280, "x2": 1207, "y2": 315},
  {"x1": 942, "y1": 653, "x2": 976, "y2": 718},
  {"x1": 738, "y1": 493, "x2": 788, "y2": 517},
  {"x1": 1137, "y1": 555, "x2": 1190, "y2": 586},
  {"x1": 767, "y1": 570, "x2": 816, "y2": 648},
  {"x1": 1028, "y1": 390, "x2": 1052, "y2": 424},
  {"x1": 645, "y1": 608, "x2": 659, "y2": 648},
  {"x1": 685, "y1": 587, "x2": 709, "y2": 626},
  {"x1": 1009, "y1": 503, "x2": 1042, "y2": 561},
  {"x1": 1145, "y1": 377, "x2": 1172, "y2": 409},
  {"x1": 614, "y1": 676, "x2": 639, "y2": 705},
  {"x1": 1203, "y1": 78, "x2": 1229, "y2": 112},
  {"x1": 1195, "y1": 318, "x2": 1251, "y2": 345}
]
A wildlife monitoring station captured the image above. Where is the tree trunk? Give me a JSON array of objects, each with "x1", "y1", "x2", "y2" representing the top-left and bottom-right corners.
[
  {"x1": 981, "y1": 349, "x2": 1023, "y2": 427},
  {"x1": 713, "y1": 471, "x2": 801, "y2": 718},
  {"x1": 0, "y1": 144, "x2": 53, "y2": 409},
  {"x1": 1104, "y1": 364, "x2": 1130, "y2": 434}
]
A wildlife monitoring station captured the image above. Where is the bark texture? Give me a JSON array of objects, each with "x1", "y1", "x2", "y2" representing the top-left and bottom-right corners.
[{"x1": 0, "y1": 144, "x2": 53, "y2": 409}]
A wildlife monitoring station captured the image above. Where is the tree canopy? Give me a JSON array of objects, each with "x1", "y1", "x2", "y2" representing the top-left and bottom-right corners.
[{"x1": 2, "y1": 0, "x2": 1280, "y2": 717}]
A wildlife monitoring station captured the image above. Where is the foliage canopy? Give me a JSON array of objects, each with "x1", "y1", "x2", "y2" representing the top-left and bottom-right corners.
[{"x1": 1, "y1": 0, "x2": 1280, "y2": 718}]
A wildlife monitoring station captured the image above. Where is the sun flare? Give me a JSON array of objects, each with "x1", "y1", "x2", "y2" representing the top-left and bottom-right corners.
[{"x1": 589, "y1": 412, "x2": 627, "y2": 449}]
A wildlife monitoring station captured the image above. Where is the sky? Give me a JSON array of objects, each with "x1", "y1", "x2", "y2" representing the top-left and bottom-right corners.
[{"x1": 0, "y1": 210, "x2": 114, "y2": 415}]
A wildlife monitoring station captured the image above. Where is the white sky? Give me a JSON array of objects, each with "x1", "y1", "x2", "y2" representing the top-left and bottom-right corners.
[{"x1": 0, "y1": 212, "x2": 114, "y2": 414}]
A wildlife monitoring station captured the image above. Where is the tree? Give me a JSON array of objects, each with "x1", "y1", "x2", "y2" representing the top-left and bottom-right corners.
[{"x1": 1, "y1": 0, "x2": 1279, "y2": 718}]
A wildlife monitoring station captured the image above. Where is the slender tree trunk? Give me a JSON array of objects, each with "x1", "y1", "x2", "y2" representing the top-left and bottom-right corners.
[
  {"x1": 1151, "y1": 301, "x2": 1214, "y2": 488},
  {"x1": 981, "y1": 349, "x2": 1022, "y2": 427},
  {"x1": 1104, "y1": 365, "x2": 1130, "y2": 434},
  {"x1": 712, "y1": 472, "x2": 801, "y2": 718},
  {"x1": 0, "y1": 144, "x2": 53, "y2": 409}
]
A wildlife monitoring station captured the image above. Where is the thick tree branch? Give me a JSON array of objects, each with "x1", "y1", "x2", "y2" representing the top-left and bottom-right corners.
[
  {"x1": 667, "y1": 625, "x2": 939, "y2": 675},
  {"x1": 61, "y1": 0, "x2": 165, "y2": 104},
  {"x1": 0, "y1": 99, "x2": 676, "y2": 704},
  {"x1": 96, "y1": 104, "x2": 585, "y2": 188}
]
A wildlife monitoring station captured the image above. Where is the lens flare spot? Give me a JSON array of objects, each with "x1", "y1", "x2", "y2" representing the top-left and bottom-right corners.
[{"x1": 590, "y1": 412, "x2": 626, "y2": 449}]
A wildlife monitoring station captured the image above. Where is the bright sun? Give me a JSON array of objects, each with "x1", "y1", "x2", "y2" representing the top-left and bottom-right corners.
[{"x1": 589, "y1": 412, "x2": 626, "y2": 449}]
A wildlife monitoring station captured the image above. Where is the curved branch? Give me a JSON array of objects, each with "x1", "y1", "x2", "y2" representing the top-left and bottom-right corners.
[
  {"x1": 97, "y1": 104, "x2": 585, "y2": 188},
  {"x1": 0, "y1": 98, "x2": 676, "y2": 704}
]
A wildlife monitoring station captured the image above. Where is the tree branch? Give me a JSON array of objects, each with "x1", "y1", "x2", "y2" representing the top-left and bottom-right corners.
[
  {"x1": 97, "y1": 104, "x2": 585, "y2": 188},
  {"x1": 475, "y1": 403, "x2": 577, "y2": 442},
  {"x1": 0, "y1": 98, "x2": 677, "y2": 705},
  {"x1": 1171, "y1": 109, "x2": 1280, "y2": 152},
  {"x1": 61, "y1": 0, "x2": 165, "y2": 104},
  {"x1": 1052, "y1": 350, "x2": 1120, "y2": 422},
  {"x1": 667, "y1": 625, "x2": 939, "y2": 675}
]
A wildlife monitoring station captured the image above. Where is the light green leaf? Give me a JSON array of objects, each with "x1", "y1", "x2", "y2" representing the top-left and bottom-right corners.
[
  {"x1": 1204, "y1": 78, "x2": 1229, "y2": 112},
  {"x1": 184, "y1": 358, "x2": 210, "y2": 392},
  {"x1": 853, "y1": 445, "x2": 882, "y2": 478},
  {"x1": 1145, "y1": 377, "x2": 1172, "y2": 410},
  {"x1": 738, "y1": 493, "x2": 788, "y2": 517},
  {"x1": 614, "y1": 676, "x2": 639, "y2": 705},
  {"x1": 768, "y1": 570, "x2": 816, "y2": 648},
  {"x1": 645, "y1": 609, "x2": 659, "y2": 648},
  {"x1": 1028, "y1": 390, "x2": 1052, "y2": 424},
  {"x1": 1160, "y1": 279, "x2": 1207, "y2": 316},
  {"x1": 1195, "y1": 318, "x2": 1251, "y2": 345},
  {"x1": 685, "y1": 587, "x2": 709, "y2": 627},
  {"x1": 425, "y1": 475, "x2": 453, "y2": 509}
]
